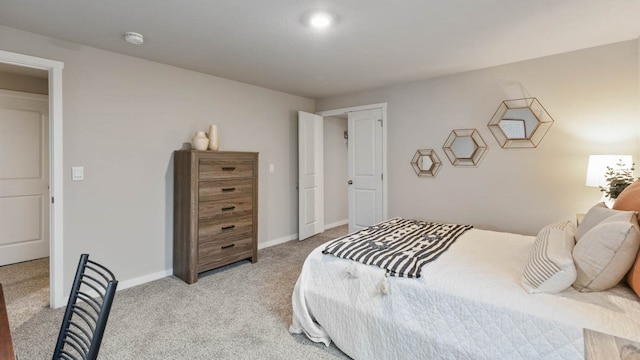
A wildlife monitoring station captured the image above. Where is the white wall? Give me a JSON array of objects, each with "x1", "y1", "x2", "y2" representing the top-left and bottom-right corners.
[
  {"x1": 0, "y1": 26, "x2": 313, "y2": 291},
  {"x1": 317, "y1": 40, "x2": 640, "y2": 235},
  {"x1": 323, "y1": 116, "x2": 348, "y2": 228}
]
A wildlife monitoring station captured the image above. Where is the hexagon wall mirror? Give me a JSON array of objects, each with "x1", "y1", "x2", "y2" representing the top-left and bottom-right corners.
[
  {"x1": 442, "y1": 129, "x2": 488, "y2": 167},
  {"x1": 487, "y1": 97, "x2": 554, "y2": 148},
  {"x1": 411, "y1": 149, "x2": 442, "y2": 177}
]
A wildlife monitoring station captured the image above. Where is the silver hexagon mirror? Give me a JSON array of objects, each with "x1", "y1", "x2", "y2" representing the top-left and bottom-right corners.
[
  {"x1": 411, "y1": 149, "x2": 442, "y2": 177},
  {"x1": 442, "y1": 129, "x2": 488, "y2": 167},
  {"x1": 487, "y1": 97, "x2": 553, "y2": 149}
]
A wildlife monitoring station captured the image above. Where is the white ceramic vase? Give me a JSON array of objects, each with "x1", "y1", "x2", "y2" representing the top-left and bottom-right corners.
[
  {"x1": 208, "y1": 125, "x2": 219, "y2": 151},
  {"x1": 192, "y1": 131, "x2": 209, "y2": 150}
]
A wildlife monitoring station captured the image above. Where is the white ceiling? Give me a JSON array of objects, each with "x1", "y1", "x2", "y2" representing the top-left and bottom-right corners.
[{"x1": 0, "y1": 0, "x2": 638, "y2": 98}]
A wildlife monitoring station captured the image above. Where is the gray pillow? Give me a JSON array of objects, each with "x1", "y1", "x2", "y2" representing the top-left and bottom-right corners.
[
  {"x1": 576, "y1": 202, "x2": 636, "y2": 240},
  {"x1": 572, "y1": 216, "x2": 640, "y2": 292}
]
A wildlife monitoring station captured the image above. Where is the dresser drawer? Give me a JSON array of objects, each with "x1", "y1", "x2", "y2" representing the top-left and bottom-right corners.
[
  {"x1": 199, "y1": 196, "x2": 252, "y2": 222},
  {"x1": 198, "y1": 215, "x2": 253, "y2": 244},
  {"x1": 199, "y1": 178, "x2": 253, "y2": 202},
  {"x1": 197, "y1": 236, "x2": 253, "y2": 272},
  {"x1": 199, "y1": 159, "x2": 253, "y2": 180}
]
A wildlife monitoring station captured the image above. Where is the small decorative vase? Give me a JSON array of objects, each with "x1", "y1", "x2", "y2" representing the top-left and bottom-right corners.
[
  {"x1": 208, "y1": 125, "x2": 219, "y2": 151},
  {"x1": 192, "y1": 131, "x2": 209, "y2": 150}
]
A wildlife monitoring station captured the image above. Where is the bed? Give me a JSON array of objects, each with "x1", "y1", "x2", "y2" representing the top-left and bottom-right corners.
[{"x1": 290, "y1": 214, "x2": 640, "y2": 360}]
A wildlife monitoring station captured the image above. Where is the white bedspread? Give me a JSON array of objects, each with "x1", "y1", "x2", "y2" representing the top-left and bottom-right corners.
[{"x1": 290, "y1": 228, "x2": 640, "y2": 360}]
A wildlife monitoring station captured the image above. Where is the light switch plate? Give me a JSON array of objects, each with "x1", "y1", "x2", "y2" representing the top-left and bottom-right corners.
[{"x1": 72, "y1": 166, "x2": 84, "y2": 181}]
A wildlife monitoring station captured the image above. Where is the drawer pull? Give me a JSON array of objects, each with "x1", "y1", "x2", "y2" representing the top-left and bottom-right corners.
[
  {"x1": 222, "y1": 205, "x2": 236, "y2": 211},
  {"x1": 221, "y1": 244, "x2": 235, "y2": 250},
  {"x1": 221, "y1": 166, "x2": 236, "y2": 171},
  {"x1": 221, "y1": 187, "x2": 236, "y2": 192},
  {"x1": 221, "y1": 225, "x2": 236, "y2": 231}
]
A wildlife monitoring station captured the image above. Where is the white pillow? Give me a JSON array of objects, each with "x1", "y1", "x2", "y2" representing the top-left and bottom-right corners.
[{"x1": 522, "y1": 221, "x2": 577, "y2": 293}]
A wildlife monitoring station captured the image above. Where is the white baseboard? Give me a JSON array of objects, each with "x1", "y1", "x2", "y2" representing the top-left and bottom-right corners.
[
  {"x1": 324, "y1": 219, "x2": 348, "y2": 230},
  {"x1": 257, "y1": 220, "x2": 348, "y2": 250},
  {"x1": 117, "y1": 269, "x2": 173, "y2": 291},
  {"x1": 53, "y1": 269, "x2": 172, "y2": 308},
  {"x1": 258, "y1": 233, "x2": 298, "y2": 249},
  {"x1": 58, "y1": 227, "x2": 349, "y2": 305}
]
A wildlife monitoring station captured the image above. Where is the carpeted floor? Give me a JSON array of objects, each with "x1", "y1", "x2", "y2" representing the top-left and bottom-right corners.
[
  {"x1": 0, "y1": 226, "x2": 351, "y2": 359},
  {"x1": 0, "y1": 257, "x2": 50, "y2": 329}
]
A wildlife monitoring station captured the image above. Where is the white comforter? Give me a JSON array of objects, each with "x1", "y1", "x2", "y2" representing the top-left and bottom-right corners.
[{"x1": 290, "y1": 228, "x2": 640, "y2": 360}]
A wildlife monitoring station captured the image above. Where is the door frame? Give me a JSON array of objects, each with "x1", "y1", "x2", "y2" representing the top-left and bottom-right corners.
[
  {"x1": 0, "y1": 50, "x2": 65, "y2": 308},
  {"x1": 316, "y1": 103, "x2": 388, "y2": 223}
]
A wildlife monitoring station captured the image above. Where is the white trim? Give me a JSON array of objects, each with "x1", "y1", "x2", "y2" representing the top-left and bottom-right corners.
[
  {"x1": 259, "y1": 221, "x2": 348, "y2": 249},
  {"x1": 324, "y1": 219, "x2": 348, "y2": 230},
  {"x1": 258, "y1": 233, "x2": 298, "y2": 249},
  {"x1": 117, "y1": 269, "x2": 172, "y2": 291},
  {"x1": 317, "y1": 103, "x2": 388, "y2": 117},
  {"x1": 637, "y1": 37, "x2": 640, "y2": 160},
  {"x1": 316, "y1": 103, "x2": 389, "y2": 222},
  {"x1": 0, "y1": 50, "x2": 65, "y2": 308},
  {"x1": 59, "y1": 269, "x2": 173, "y2": 307},
  {"x1": 49, "y1": 62, "x2": 64, "y2": 309}
]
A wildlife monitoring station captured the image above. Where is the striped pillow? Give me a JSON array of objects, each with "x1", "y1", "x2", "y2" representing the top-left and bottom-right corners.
[{"x1": 522, "y1": 221, "x2": 577, "y2": 293}]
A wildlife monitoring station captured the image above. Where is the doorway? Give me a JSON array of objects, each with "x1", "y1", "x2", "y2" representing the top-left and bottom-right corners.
[
  {"x1": 0, "y1": 50, "x2": 64, "y2": 308},
  {"x1": 298, "y1": 103, "x2": 388, "y2": 239}
]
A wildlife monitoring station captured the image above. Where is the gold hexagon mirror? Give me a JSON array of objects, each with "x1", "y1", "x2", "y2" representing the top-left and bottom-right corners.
[
  {"x1": 411, "y1": 149, "x2": 442, "y2": 177},
  {"x1": 442, "y1": 129, "x2": 488, "y2": 167},
  {"x1": 487, "y1": 97, "x2": 553, "y2": 148}
]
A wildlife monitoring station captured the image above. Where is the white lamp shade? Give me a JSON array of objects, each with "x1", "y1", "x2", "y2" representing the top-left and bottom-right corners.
[{"x1": 585, "y1": 155, "x2": 633, "y2": 187}]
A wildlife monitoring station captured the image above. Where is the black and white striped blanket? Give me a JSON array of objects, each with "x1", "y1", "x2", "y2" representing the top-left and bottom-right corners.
[{"x1": 323, "y1": 217, "x2": 473, "y2": 278}]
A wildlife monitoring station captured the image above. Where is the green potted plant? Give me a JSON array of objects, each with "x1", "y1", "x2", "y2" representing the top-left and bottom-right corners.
[{"x1": 600, "y1": 159, "x2": 637, "y2": 200}]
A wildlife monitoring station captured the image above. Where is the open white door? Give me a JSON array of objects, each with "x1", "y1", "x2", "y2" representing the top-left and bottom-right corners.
[
  {"x1": 0, "y1": 90, "x2": 49, "y2": 265},
  {"x1": 298, "y1": 111, "x2": 324, "y2": 240},
  {"x1": 348, "y1": 109, "x2": 383, "y2": 232}
]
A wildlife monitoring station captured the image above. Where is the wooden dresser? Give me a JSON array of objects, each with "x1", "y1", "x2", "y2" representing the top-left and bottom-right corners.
[{"x1": 173, "y1": 150, "x2": 258, "y2": 284}]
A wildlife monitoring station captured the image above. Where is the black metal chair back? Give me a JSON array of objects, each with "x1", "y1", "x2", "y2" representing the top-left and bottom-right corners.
[{"x1": 52, "y1": 254, "x2": 118, "y2": 360}]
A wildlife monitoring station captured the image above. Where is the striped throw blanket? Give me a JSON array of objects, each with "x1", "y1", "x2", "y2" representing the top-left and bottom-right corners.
[{"x1": 323, "y1": 217, "x2": 472, "y2": 278}]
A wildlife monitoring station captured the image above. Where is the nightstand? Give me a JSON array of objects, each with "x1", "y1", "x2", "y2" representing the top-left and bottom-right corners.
[{"x1": 584, "y1": 329, "x2": 640, "y2": 359}]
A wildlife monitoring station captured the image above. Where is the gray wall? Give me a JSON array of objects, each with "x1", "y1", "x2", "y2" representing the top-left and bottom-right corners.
[
  {"x1": 323, "y1": 116, "x2": 348, "y2": 227},
  {"x1": 0, "y1": 71, "x2": 48, "y2": 94},
  {"x1": 0, "y1": 26, "x2": 313, "y2": 290},
  {"x1": 1, "y1": 23, "x2": 638, "y2": 293},
  {"x1": 317, "y1": 40, "x2": 640, "y2": 235}
]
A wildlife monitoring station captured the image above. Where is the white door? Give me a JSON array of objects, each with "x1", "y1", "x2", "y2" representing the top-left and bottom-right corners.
[
  {"x1": 298, "y1": 111, "x2": 324, "y2": 240},
  {"x1": 348, "y1": 109, "x2": 383, "y2": 232},
  {"x1": 0, "y1": 90, "x2": 49, "y2": 266}
]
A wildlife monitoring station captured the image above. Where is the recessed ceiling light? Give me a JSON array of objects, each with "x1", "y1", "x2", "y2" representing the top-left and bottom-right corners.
[
  {"x1": 124, "y1": 32, "x2": 144, "y2": 45},
  {"x1": 309, "y1": 12, "x2": 333, "y2": 29}
]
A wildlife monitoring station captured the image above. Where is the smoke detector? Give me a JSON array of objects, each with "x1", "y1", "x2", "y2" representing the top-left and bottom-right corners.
[{"x1": 124, "y1": 32, "x2": 144, "y2": 45}]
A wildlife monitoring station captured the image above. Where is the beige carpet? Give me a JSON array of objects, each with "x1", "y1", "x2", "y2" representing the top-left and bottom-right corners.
[
  {"x1": 2, "y1": 226, "x2": 351, "y2": 359},
  {"x1": 0, "y1": 257, "x2": 50, "y2": 329}
]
